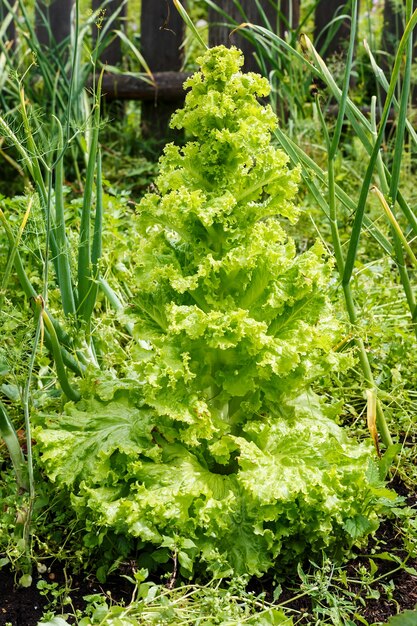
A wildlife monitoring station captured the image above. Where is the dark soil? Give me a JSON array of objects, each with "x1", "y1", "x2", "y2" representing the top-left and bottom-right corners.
[{"x1": 0, "y1": 565, "x2": 133, "y2": 626}]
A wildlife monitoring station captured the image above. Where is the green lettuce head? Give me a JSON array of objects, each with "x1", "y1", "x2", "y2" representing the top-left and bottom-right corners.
[{"x1": 36, "y1": 46, "x2": 394, "y2": 579}]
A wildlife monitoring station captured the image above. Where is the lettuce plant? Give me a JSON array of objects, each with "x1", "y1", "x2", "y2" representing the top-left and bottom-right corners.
[{"x1": 36, "y1": 46, "x2": 393, "y2": 578}]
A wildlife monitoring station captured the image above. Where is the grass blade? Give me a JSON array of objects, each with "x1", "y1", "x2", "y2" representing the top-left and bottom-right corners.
[
  {"x1": 81, "y1": 148, "x2": 103, "y2": 325},
  {"x1": 91, "y1": 148, "x2": 103, "y2": 268},
  {"x1": 364, "y1": 40, "x2": 417, "y2": 147},
  {"x1": 372, "y1": 186, "x2": 417, "y2": 268},
  {"x1": 0, "y1": 401, "x2": 28, "y2": 491},
  {"x1": 389, "y1": 0, "x2": 413, "y2": 205},
  {"x1": 173, "y1": 0, "x2": 208, "y2": 50},
  {"x1": 0, "y1": 197, "x2": 32, "y2": 308},
  {"x1": 273, "y1": 127, "x2": 393, "y2": 256},
  {"x1": 53, "y1": 118, "x2": 77, "y2": 316},
  {"x1": 77, "y1": 72, "x2": 103, "y2": 321},
  {"x1": 40, "y1": 305, "x2": 81, "y2": 402},
  {"x1": 329, "y1": 0, "x2": 358, "y2": 159},
  {"x1": 112, "y1": 29, "x2": 155, "y2": 83}
]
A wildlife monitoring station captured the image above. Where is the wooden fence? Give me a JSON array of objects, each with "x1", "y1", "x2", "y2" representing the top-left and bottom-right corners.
[{"x1": 0, "y1": 0, "x2": 414, "y2": 136}]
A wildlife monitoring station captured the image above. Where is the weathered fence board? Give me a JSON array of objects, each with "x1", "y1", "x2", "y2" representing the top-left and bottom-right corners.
[
  {"x1": 140, "y1": 0, "x2": 185, "y2": 138},
  {"x1": 92, "y1": 0, "x2": 126, "y2": 65},
  {"x1": 0, "y1": 1, "x2": 15, "y2": 45},
  {"x1": 381, "y1": 0, "x2": 417, "y2": 102},
  {"x1": 314, "y1": 0, "x2": 355, "y2": 57},
  {"x1": 100, "y1": 71, "x2": 190, "y2": 101},
  {"x1": 35, "y1": 0, "x2": 74, "y2": 49}
]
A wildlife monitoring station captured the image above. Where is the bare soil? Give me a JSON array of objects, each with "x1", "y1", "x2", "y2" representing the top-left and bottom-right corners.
[{"x1": 0, "y1": 565, "x2": 133, "y2": 626}]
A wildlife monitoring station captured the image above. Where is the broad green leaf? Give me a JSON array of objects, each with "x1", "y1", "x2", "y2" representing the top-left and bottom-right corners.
[
  {"x1": 35, "y1": 397, "x2": 158, "y2": 486},
  {"x1": 344, "y1": 515, "x2": 375, "y2": 539},
  {"x1": 387, "y1": 610, "x2": 417, "y2": 625}
]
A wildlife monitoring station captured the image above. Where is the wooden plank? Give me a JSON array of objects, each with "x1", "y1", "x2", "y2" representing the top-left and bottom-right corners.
[
  {"x1": 0, "y1": 1, "x2": 16, "y2": 46},
  {"x1": 381, "y1": 0, "x2": 417, "y2": 103},
  {"x1": 35, "y1": 0, "x2": 74, "y2": 48},
  {"x1": 380, "y1": 0, "x2": 417, "y2": 65},
  {"x1": 381, "y1": 0, "x2": 402, "y2": 61},
  {"x1": 314, "y1": 0, "x2": 355, "y2": 58},
  {"x1": 208, "y1": 0, "x2": 300, "y2": 72},
  {"x1": 140, "y1": 0, "x2": 186, "y2": 140},
  {"x1": 99, "y1": 71, "x2": 191, "y2": 100},
  {"x1": 279, "y1": 0, "x2": 301, "y2": 33},
  {"x1": 92, "y1": 0, "x2": 126, "y2": 66},
  {"x1": 140, "y1": 0, "x2": 184, "y2": 72}
]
